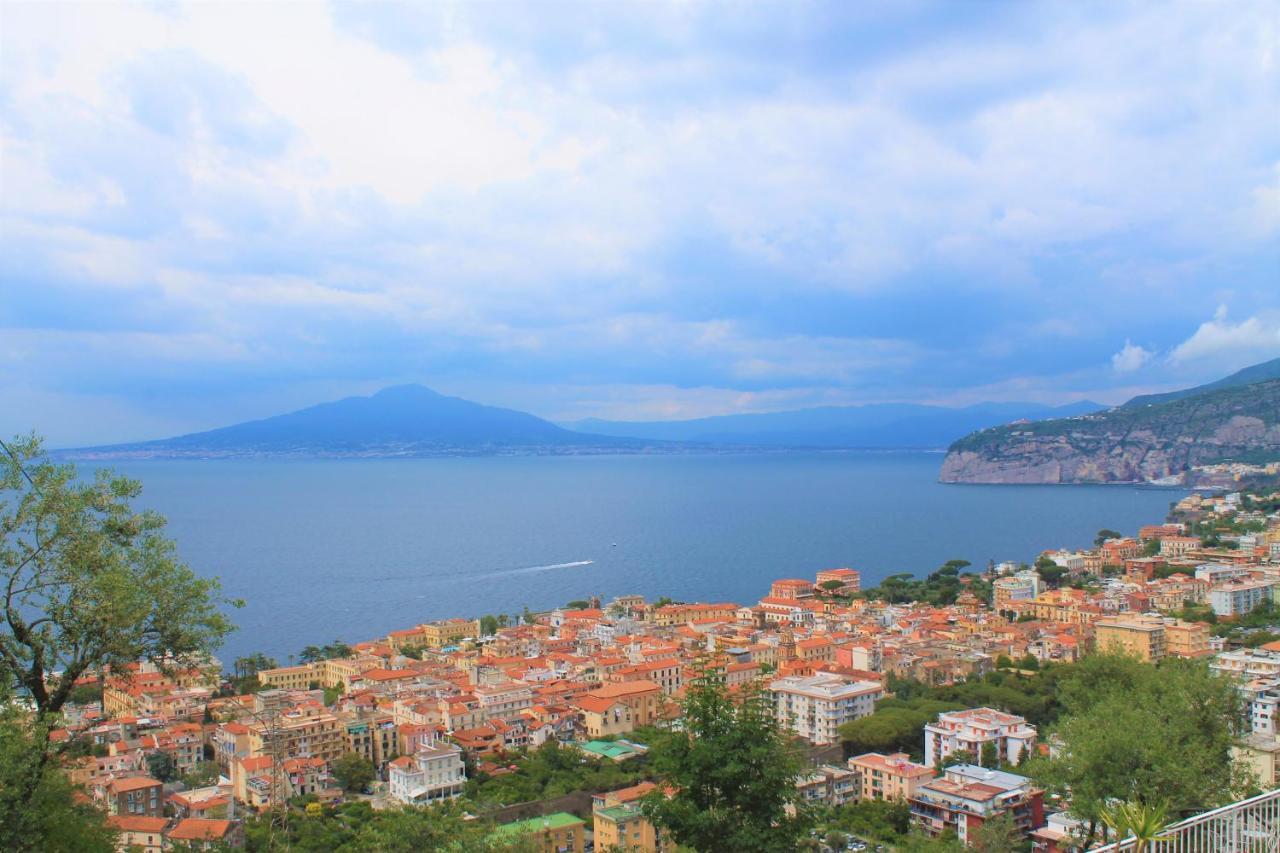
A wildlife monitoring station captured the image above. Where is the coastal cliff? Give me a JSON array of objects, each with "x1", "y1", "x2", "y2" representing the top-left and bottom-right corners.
[{"x1": 940, "y1": 368, "x2": 1280, "y2": 485}]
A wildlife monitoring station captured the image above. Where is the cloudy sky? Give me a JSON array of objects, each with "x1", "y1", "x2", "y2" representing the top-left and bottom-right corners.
[{"x1": 2, "y1": 1, "x2": 1278, "y2": 445}]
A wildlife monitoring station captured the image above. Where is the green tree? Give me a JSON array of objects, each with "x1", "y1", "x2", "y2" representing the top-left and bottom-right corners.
[
  {"x1": 331, "y1": 752, "x2": 376, "y2": 793},
  {"x1": 643, "y1": 673, "x2": 811, "y2": 852},
  {"x1": 969, "y1": 811, "x2": 1026, "y2": 852},
  {"x1": 1018, "y1": 653, "x2": 1040, "y2": 671},
  {"x1": 1027, "y1": 654, "x2": 1246, "y2": 847},
  {"x1": 995, "y1": 654, "x2": 1014, "y2": 670},
  {"x1": 840, "y1": 708, "x2": 930, "y2": 756},
  {"x1": 1099, "y1": 799, "x2": 1173, "y2": 852},
  {"x1": 0, "y1": 435, "x2": 235, "y2": 719},
  {"x1": 181, "y1": 760, "x2": 221, "y2": 789},
  {"x1": 979, "y1": 741, "x2": 999, "y2": 768},
  {"x1": 479, "y1": 614, "x2": 499, "y2": 636},
  {"x1": 146, "y1": 750, "x2": 177, "y2": 782},
  {"x1": 0, "y1": 703, "x2": 117, "y2": 853},
  {"x1": 564, "y1": 599, "x2": 590, "y2": 610},
  {"x1": 1095, "y1": 528, "x2": 1123, "y2": 546}
]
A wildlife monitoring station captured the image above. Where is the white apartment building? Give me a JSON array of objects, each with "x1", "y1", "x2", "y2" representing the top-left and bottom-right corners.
[
  {"x1": 1241, "y1": 677, "x2": 1280, "y2": 736},
  {"x1": 769, "y1": 673, "x2": 884, "y2": 745},
  {"x1": 1212, "y1": 648, "x2": 1280, "y2": 680},
  {"x1": 923, "y1": 707, "x2": 1037, "y2": 768},
  {"x1": 387, "y1": 738, "x2": 466, "y2": 805},
  {"x1": 1210, "y1": 579, "x2": 1276, "y2": 618},
  {"x1": 474, "y1": 681, "x2": 534, "y2": 721}
]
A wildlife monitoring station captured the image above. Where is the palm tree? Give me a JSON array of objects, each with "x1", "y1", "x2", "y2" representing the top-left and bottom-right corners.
[{"x1": 1100, "y1": 800, "x2": 1173, "y2": 853}]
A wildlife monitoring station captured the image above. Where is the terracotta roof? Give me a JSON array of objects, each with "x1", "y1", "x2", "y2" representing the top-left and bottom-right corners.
[
  {"x1": 109, "y1": 776, "x2": 161, "y2": 792},
  {"x1": 167, "y1": 818, "x2": 234, "y2": 841},
  {"x1": 108, "y1": 815, "x2": 168, "y2": 832}
]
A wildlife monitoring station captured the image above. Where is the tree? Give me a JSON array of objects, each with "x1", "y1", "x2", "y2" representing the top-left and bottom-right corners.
[
  {"x1": 1099, "y1": 800, "x2": 1173, "y2": 852},
  {"x1": 643, "y1": 673, "x2": 811, "y2": 851},
  {"x1": 0, "y1": 435, "x2": 236, "y2": 721},
  {"x1": 298, "y1": 645, "x2": 324, "y2": 664},
  {"x1": 479, "y1": 614, "x2": 499, "y2": 636},
  {"x1": 146, "y1": 750, "x2": 177, "y2": 782},
  {"x1": 0, "y1": 702, "x2": 117, "y2": 852},
  {"x1": 1095, "y1": 528, "x2": 1123, "y2": 546},
  {"x1": 840, "y1": 708, "x2": 930, "y2": 757},
  {"x1": 979, "y1": 741, "x2": 999, "y2": 769},
  {"x1": 995, "y1": 654, "x2": 1014, "y2": 670},
  {"x1": 181, "y1": 760, "x2": 221, "y2": 789},
  {"x1": 331, "y1": 753, "x2": 376, "y2": 793},
  {"x1": 819, "y1": 580, "x2": 846, "y2": 594},
  {"x1": 1027, "y1": 654, "x2": 1247, "y2": 847},
  {"x1": 564, "y1": 599, "x2": 590, "y2": 610},
  {"x1": 969, "y1": 811, "x2": 1025, "y2": 853},
  {"x1": 1018, "y1": 653, "x2": 1040, "y2": 672}
]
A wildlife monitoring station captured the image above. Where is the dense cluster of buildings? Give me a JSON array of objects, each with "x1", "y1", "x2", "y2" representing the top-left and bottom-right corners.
[{"x1": 42, "y1": 488, "x2": 1280, "y2": 850}]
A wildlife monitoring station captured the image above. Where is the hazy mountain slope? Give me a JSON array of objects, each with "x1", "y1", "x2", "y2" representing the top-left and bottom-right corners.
[
  {"x1": 940, "y1": 370, "x2": 1280, "y2": 484},
  {"x1": 67, "y1": 385, "x2": 642, "y2": 458},
  {"x1": 1121, "y1": 357, "x2": 1280, "y2": 409},
  {"x1": 564, "y1": 400, "x2": 1102, "y2": 448}
]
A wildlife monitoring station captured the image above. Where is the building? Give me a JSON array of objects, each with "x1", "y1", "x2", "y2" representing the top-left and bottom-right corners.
[
  {"x1": 592, "y1": 782, "x2": 674, "y2": 852},
  {"x1": 106, "y1": 815, "x2": 167, "y2": 853},
  {"x1": 582, "y1": 680, "x2": 663, "y2": 728},
  {"x1": 770, "y1": 673, "x2": 884, "y2": 745},
  {"x1": 1161, "y1": 536, "x2": 1203, "y2": 558},
  {"x1": 1165, "y1": 618, "x2": 1212, "y2": 658},
  {"x1": 923, "y1": 708, "x2": 1037, "y2": 768},
  {"x1": 910, "y1": 765, "x2": 1045, "y2": 846},
  {"x1": 848, "y1": 752, "x2": 937, "y2": 802},
  {"x1": 105, "y1": 776, "x2": 163, "y2": 817},
  {"x1": 493, "y1": 812, "x2": 586, "y2": 853},
  {"x1": 816, "y1": 568, "x2": 861, "y2": 595},
  {"x1": 1211, "y1": 579, "x2": 1275, "y2": 618},
  {"x1": 795, "y1": 764, "x2": 858, "y2": 806},
  {"x1": 421, "y1": 618, "x2": 481, "y2": 649},
  {"x1": 387, "y1": 737, "x2": 467, "y2": 805},
  {"x1": 1235, "y1": 733, "x2": 1280, "y2": 788},
  {"x1": 165, "y1": 819, "x2": 244, "y2": 850},
  {"x1": 992, "y1": 572, "x2": 1040, "y2": 611},
  {"x1": 770, "y1": 579, "x2": 816, "y2": 600},
  {"x1": 248, "y1": 704, "x2": 344, "y2": 764},
  {"x1": 1094, "y1": 615, "x2": 1167, "y2": 662},
  {"x1": 257, "y1": 664, "x2": 316, "y2": 691}
]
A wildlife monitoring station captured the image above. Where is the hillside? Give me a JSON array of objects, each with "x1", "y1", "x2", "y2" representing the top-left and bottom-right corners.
[
  {"x1": 65, "y1": 385, "x2": 645, "y2": 459},
  {"x1": 940, "y1": 371, "x2": 1280, "y2": 484},
  {"x1": 1121, "y1": 357, "x2": 1280, "y2": 408},
  {"x1": 563, "y1": 400, "x2": 1102, "y2": 449}
]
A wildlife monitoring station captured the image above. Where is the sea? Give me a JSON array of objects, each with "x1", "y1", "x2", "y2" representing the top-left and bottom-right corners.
[{"x1": 99, "y1": 452, "x2": 1187, "y2": 665}]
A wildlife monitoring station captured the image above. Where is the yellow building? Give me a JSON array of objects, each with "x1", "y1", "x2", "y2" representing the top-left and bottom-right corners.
[
  {"x1": 593, "y1": 783, "x2": 674, "y2": 852},
  {"x1": 421, "y1": 619, "x2": 481, "y2": 649},
  {"x1": 588, "y1": 680, "x2": 663, "y2": 727},
  {"x1": 248, "y1": 705, "x2": 344, "y2": 764},
  {"x1": 258, "y1": 664, "x2": 317, "y2": 691},
  {"x1": 1165, "y1": 618, "x2": 1212, "y2": 658},
  {"x1": 848, "y1": 752, "x2": 936, "y2": 801},
  {"x1": 1094, "y1": 616, "x2": 1167, "y2": 662},
  {"x1": 493, "y1": 812, "x2": 585, "y2": 853}
]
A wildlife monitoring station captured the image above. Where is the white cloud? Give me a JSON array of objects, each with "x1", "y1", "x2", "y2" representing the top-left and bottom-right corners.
[
  {"x1": 1170, "y1": 306, "x2": 1280, "y2": 365},
  {"x1": 1111, "y1": 339, "x2": 1154, "y2": 373}
]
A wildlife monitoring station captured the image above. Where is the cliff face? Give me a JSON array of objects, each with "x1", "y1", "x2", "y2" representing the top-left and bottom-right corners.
[{"x1": 939, "y1": 378, "x2": 1280, "y2": 484}]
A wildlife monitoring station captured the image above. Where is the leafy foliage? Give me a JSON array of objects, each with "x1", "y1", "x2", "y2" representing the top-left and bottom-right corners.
[
  {"x1": 0, "y1": 434, "x2": 236, "y2": 718},
  {"x1": 331, "y1": 753, "x2": 376, "y2": 793},
  {"x1": 1026, "y1": 654, "x2": 1248, "y2": 848},
  {"x1": 643, "y1": 674, "x2": 811, "y2": 852},
  {"x1": 464, "y1": 739, "x2": 645, "y2": 805}
]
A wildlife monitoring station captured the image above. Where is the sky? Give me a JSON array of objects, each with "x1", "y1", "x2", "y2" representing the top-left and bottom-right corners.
[{"x1": 2, "y1": 1, "x2": 1278, "y2": 446}]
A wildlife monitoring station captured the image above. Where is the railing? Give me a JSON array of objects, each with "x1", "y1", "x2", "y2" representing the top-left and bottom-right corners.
[{"x1": 1091, "y1": 789, "x2": 1280, "y2": 852}]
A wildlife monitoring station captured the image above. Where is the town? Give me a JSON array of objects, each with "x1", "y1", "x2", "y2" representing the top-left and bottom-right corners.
[{"x1": 26, "y1": 486, "x2": 1280, "y2": 852}]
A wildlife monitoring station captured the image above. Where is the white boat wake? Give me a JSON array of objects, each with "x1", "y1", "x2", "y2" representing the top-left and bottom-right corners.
[{"x1": 477, "y1": 559, "x2": 594, "y2": 580}]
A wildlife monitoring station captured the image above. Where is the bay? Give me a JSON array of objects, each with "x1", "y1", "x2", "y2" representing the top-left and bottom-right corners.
[{"x1": 101, "y1": 453, "x2": 1186, "y2": 665}]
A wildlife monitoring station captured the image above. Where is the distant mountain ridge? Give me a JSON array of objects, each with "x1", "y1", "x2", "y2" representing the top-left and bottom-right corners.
[
  {"x1": 940, "y1": 359, "x2": 1280, "y2": 484},
  {"x1": 64, "y1": 384, "x2": 1116, "y2": 460},
  {"x1": 66, "y1": 385, "x2": 644, "y2": 459},
  {"x1": 562, "y1": 400, "x2": 1103, "y2": 449}
]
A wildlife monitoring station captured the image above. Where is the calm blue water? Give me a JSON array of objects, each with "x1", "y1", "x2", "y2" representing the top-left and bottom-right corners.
[{"x1": 102, "y1": 453, "x2": 1185, "y2": 664}]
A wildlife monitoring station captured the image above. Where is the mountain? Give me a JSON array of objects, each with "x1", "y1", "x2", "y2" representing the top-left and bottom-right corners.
[
  {"x1": 940, "y1": 362, "x2": 1280, "y2": 484},
  {"x1": 562, "y1": 400, "x2": 1103, "y2": 449},
  {"x1": 65, "y1": 385, "x2": 646, "y2": 459},
  {"x1": 1121, "y1": 357, "x2": 1280, "y2": 408}
]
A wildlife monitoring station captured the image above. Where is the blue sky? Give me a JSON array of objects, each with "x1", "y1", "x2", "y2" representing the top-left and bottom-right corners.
[{"x1": 2, "y1": 1, "x2": 1278, "y2": 445}]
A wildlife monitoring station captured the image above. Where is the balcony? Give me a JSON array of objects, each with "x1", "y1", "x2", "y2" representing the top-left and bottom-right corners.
[{"x1": 1090, "y1": 788, "x2": 1280, "y2": 852}]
